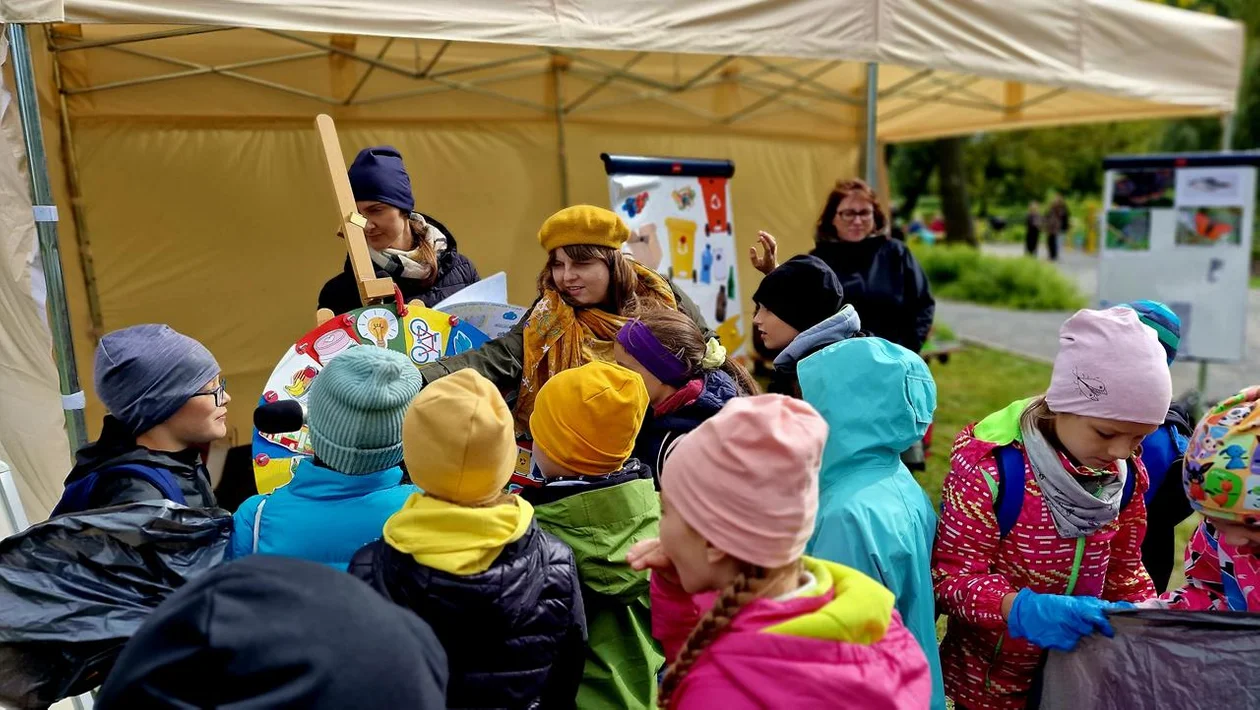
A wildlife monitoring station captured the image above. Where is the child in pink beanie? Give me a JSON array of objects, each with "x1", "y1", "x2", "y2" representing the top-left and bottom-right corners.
[
  {"x1": 932, "y1": 307, "x2": 1168, "y2": 710},
  {"x1": 628, "y1": 395, "x2": 930, "y2": 710}
]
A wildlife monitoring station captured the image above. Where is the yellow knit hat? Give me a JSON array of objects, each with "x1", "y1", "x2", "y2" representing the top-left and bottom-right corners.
[
  {"x1": 530, "y1": 361, "x2": 649, "y2": 475},
  {"x1": 403, "y1": 369, "x2": 517, "y2": 506},
  {"x1": 538, "y1": 205, "x2": 632, "y2": 253}
]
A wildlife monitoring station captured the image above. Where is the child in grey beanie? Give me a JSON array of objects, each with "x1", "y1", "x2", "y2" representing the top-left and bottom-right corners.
[{"x1": 58, "y1": 324, "x2": 226, "y2": 514}]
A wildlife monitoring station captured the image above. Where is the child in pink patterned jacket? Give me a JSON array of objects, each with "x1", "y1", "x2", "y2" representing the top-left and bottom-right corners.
[
  {"x1": 932, "y1": 307, "x2": 1169, "y2": 710},
  {"x1": 1154, "y1": 386, "x2": 1260, "y2": 612}
]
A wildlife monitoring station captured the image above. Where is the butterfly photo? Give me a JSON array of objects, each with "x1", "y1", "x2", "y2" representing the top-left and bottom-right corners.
[{"x1": 1175, "y1": 207, "x2": 1243, "y2": 246}]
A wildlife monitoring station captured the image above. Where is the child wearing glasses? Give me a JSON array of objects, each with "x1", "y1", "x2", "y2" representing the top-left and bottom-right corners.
[{"x1": 53, "y1": 324, "x2": 230, "y2": 515}]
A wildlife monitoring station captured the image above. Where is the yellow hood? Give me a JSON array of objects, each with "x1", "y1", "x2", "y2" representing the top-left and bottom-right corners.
[
  {"x1": 763, "y1": 556, "x2": 895, "y2": 645},
  {"x1": 383, "y1": 492, "x2": 533, "y2": 576}
]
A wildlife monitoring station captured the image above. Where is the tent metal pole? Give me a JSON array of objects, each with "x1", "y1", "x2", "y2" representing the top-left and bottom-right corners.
[
  {"x1": 46, "y1": 24, "x2": 104, "y2": 341},
  {"x1": 864, "y1": 62, "x2": 878, "y2": 187},
  {"x1": 6, "y1": 23, "x2": 88, "y2": 452},
  {"x1": 551, "y1": 56, "x2": 570, "y2": 207}
]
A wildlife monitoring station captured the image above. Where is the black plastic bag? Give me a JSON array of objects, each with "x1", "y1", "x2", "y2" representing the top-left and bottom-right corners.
[
  {"x1": 1039, "y1": 609, "x2": 1260, "y2": 710},
  {"x1": 0, "y1": 502, "x2": 231, "y2": 709}
]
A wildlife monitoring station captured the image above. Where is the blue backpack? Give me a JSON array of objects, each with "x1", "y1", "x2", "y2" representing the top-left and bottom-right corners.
[
  {"x1": 51, "y1": 463, "x2": 186, "y2": 517},
  {"x1": 1137, "y1": 423, "x2": 1189, "y2": 506},
  {"x1": 988, "y1": 445, "x2": 1138, "y2": 538}
]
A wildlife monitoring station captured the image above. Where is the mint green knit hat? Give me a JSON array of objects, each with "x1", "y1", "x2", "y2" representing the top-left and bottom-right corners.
[{"x1": 307, "y1": 346, "x2": 423, "y2": 474}]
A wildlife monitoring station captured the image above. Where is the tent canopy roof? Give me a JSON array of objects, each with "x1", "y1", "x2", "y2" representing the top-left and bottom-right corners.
[{"x1": 7, "y1": 0, "x2": 1247, "y2": 142}]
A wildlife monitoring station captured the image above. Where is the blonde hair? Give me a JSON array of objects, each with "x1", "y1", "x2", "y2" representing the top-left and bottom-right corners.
[
  {"x1": 1020, "y1": 395, "x2": 1056, "y2": 437},
  {"x1": 657, "y1": 561, "x2": 802, "y2": 708}
]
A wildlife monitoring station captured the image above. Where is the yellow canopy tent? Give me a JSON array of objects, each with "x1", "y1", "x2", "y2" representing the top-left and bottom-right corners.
[{"x1": 0, "y1": 0, "x2": 1244, "y2": 520}]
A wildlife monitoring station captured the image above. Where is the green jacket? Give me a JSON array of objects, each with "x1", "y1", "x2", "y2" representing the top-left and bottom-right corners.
[
  {"x1": 418, "y1": 283, "x2": 711, "y2": 412},
  {"x1": 525, "y1": 464, "x2": 664, "y2": 710}
]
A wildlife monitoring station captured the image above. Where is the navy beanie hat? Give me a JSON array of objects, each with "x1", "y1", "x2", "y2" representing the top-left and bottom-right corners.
[
  {"x1": 752, "y1": 255, "x2": 845, "y2": 333},
  {"x1": 94, "y1": 324, "x2": 220, "y2": 436},
  {"x1": 348, "y1": 146, "x2": 415, "y2": 213}
]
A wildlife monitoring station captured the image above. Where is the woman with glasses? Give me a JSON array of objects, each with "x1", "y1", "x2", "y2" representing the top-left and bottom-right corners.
[
  {"x1": 54, "y1": 324, "x2": 230, "y2": 514},
  {"x1": 750, "y1": 178, "x2": 935, "y2": 354}
]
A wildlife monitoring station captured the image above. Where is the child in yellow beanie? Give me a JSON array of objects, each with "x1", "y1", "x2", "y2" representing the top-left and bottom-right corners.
[
  {"x1": 349, "y1": 369, "x2": 587, "y2": 710},
  {"x1": 521, "y1": 361, "x2": 664, "y2": 710}
]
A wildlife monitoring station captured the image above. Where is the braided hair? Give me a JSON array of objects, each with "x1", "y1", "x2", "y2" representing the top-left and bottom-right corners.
[{"x1": 657, "y1": 565, "x2": 768, "y2": 709}]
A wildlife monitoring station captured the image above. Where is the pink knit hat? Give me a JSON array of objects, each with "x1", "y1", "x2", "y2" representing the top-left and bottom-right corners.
[
  {"x1": 1046, "y1": 307, "x2": 1172, "y2": 426},
  {"x1": 661, "y1": 395, "x2": 827, "y2": 569}
]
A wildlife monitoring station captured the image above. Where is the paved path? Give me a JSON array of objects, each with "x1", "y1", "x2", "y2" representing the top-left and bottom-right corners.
[{"x1": 935, "y1": 243, "x2": 1260, "y2": 402}]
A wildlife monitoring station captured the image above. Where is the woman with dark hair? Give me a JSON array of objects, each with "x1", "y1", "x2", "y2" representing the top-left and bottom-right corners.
[
  {"x1": 419, "y1": 204, "x2": 709, "y2": 435},
  {"x1": 317, "y1": 146, "x2": 479, "y2": 314},
  {"x1": 751, "y1": 178, "x2": 934, "y2": 353}
]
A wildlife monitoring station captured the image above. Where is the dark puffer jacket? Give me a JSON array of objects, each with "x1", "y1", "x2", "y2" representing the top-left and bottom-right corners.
[
  {"x1": 631, "y1": 370, "x2": 738, "y2": 485},
  {"x1": 350, "y1": 521, "x2": 587, "y2": 709},
  {"x1": 317, "y1": 216, "x2": 480, "y2": 315},
  {"x1": 63, "y1": 415, "x2": 217, "y2": 510}
]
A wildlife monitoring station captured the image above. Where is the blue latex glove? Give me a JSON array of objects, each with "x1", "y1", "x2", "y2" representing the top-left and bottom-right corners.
[{"x1": 1007, "y1": 589, "x2": 1133, "y2": 651}]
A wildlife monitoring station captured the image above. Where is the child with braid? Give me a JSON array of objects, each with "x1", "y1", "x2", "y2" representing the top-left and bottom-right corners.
[{"x1": 627, "y1": 395, "x2": 930, "y2": 709}]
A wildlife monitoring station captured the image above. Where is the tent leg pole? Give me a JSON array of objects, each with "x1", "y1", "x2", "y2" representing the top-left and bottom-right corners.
[
  {"x1": 863, "y1": 62, "x2": 878, "y2": 187},
  {"x1": 551, "y1": 58, "x2": 571, "y2": 207},
  {"x1": 6, "y1": 24, "x2": 88, "y2": 452},
  {"x1": 47, "y1": 25, "x2": 104, "y2": 341}
]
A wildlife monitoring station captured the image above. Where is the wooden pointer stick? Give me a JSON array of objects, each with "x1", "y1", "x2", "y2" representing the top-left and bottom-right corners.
[{"x1": 315, "y1": 114, "x2": 394, "y2": 307}]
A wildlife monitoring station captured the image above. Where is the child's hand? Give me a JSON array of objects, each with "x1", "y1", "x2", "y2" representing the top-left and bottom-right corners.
[{"x1": 627, "y1": 538, "x2": 680, "y2": 585}]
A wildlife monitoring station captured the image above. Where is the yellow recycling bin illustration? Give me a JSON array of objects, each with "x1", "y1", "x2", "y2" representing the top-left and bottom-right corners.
[{"x1": 664, "y1": 217, "x2": 697, "y2": 281}]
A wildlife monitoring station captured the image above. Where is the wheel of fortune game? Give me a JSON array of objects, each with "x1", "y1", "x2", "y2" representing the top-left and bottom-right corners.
[{"x1": 251, "y1": 299, "x2": 511, "y2": 494}]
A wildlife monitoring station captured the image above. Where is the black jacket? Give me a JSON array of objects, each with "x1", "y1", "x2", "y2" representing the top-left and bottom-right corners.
[
  {"x1": 64, "y1": 415, "x2": 216, "y2": 510},
  {"x1": 97, "y1": 556, "x2": 449, "y2": 709},
  {"x1": 350, "y1": 521, "x2": 587, "y2": 709},
  {"x1": 318, "y1": 233, "x2": 480, "y2": 315},
  {"x1": 810, "y1": 237, "x2": 934, "y2": 353}
]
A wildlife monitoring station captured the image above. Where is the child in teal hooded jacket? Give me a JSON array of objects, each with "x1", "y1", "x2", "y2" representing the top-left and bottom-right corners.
[{"x1": 798, "y1": 336, "x2": 945, "y2": 710}]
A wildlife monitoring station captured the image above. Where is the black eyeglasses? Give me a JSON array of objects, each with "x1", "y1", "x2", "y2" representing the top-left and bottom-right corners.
[
  {"x1": 192, "y1": 379, "x2": 228, "y2": 407},
  {"x1": 838, "y1": 209, "x2": 874, "y2": 221}
]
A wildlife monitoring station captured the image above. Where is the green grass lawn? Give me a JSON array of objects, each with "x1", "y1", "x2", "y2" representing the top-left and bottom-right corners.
[
  {"x1": 1251, "y1": 274, "x2": 1260, "y2": 290},
  {"x1": 918, "y1": 344, "x2": 1198, "y2": 589}
]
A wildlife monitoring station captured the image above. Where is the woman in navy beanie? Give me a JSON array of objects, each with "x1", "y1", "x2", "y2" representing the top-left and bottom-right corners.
[{"x1": 318, "y1": 146, "x2": 479, "y2": 314}]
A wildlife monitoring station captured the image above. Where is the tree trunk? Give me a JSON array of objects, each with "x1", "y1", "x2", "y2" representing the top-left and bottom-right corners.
[{"x1": 936, "y1": 137, "x2": 976, "y2": 246}]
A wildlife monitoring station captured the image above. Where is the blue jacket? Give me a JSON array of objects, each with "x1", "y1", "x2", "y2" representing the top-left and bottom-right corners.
[
  {"x1": 798, "y1": 336, "x2": 945, "y2": 710},
  {"x1": 631, "y1": 369, "x2": 738, "y2": 482},
  {"x1": 231, "y1": 458, "x2": 416, "y2": 571}
]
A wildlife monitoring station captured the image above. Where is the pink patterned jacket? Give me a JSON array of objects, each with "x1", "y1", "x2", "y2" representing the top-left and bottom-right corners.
[
  {"x1": 1161, "y1": 519, "x2": 1260, "y2": 612},
  {"x1": 931, "y1": 404, "x2": 1156, "y2": 710}
]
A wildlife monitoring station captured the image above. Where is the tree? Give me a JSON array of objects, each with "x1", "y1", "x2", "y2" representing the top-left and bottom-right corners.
[{"x1": 936, "y1": 137, "x2": 976, "y2": 245}]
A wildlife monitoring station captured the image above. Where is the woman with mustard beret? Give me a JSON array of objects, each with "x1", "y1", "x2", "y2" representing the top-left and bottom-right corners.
[{"x1": 419, "y1": 205, "x2": 710, "y2": 435}]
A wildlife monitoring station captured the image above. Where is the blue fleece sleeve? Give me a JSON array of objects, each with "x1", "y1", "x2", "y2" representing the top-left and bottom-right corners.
[{"x1": 229, "y1": 495, "x2": 263, "y2": 560}]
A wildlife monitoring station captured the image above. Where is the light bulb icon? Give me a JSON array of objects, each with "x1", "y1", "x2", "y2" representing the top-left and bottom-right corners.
[{"x1": 368, "y1": 316, "x2": 389, "y2": 347}]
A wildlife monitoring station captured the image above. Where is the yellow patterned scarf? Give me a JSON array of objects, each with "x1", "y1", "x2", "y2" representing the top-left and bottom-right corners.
[{"x1": 516, "y1": 261, "x2": 676, "y2": 434}]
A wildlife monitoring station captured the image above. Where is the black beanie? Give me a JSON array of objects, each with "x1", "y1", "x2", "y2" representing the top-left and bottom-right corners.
[
  {"x1": 96, "y1": 556, "x2": 448, "y2": 709},
  {"x1": 752, "y1": 255, "x2": 844, "y2": 332}
]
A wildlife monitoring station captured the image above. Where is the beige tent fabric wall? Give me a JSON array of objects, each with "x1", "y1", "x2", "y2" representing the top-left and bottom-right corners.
[
  {"x1": 0, "y1": 31, "x2": 72, "y2": 522},
  {"x1": 68, "y1": 118, "x2": 856, "y2": 434}
]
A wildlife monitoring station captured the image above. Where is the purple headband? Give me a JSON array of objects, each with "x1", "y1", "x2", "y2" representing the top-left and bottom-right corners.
[{"x1": 616, "y1": 320, "x2": 690, "y2": 386}]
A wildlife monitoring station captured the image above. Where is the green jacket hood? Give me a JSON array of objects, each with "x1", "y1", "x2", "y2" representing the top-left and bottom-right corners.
[{"x1": 532, "y1": 477, "x2": 660, "y2": 602}]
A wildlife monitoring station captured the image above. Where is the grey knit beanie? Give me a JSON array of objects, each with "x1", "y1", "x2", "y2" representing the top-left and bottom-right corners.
[
  {"x1": 94, "y1": 324, "x2": 221, "y2": 436},
  {"x1": 307, "y1": 346, "x2": 423, "y2": 474}
]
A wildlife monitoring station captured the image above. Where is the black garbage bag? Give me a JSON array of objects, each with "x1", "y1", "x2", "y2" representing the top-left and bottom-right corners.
[
  {"x1": 1039, "y1": 609, "x2": 1260, "y2": 710},
  {"x1": 0, "y1": 501, "x2": 231, "y2": 709}
]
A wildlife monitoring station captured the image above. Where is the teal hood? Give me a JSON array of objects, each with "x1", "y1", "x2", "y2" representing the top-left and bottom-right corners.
[{"x1": 798, "y1": 337, "x2": 936, "y2": 486}]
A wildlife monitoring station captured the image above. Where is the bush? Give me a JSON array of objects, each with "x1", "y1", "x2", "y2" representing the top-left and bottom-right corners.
[{"x1": 911, "y1": 243, "x2": 1087, "y2": 311}]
